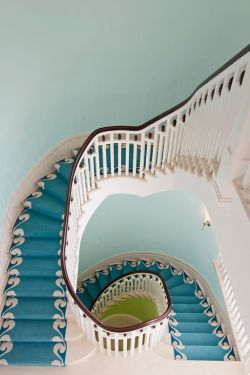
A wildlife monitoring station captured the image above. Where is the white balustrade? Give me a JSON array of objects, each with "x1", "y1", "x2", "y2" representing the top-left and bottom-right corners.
[
  {"x1": 62, "y1": 48, "x2": 250, "y2": 356},
  {"x1": 91, "y1": 272, "x2": 168, "y2": 320},
  {"x1": 215, "y1": 254, "x2": 250, "y2": 363}
]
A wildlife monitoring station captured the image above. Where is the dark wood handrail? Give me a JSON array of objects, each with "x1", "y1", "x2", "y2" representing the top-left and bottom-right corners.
[
  {"x1": 61, "y1": 43, "x2": 250, "y2": 334},
  {"x1": 91, "y1": 269, "x2": 171, "y2": 307},
  {"x1": 89, "y1": 270, "x2": 172, "y2": 332}
]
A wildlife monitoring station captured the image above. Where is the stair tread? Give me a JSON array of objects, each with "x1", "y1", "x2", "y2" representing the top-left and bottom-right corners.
[
  {"x1": 13, "y1": 209, "x2": 62, "y2": 238},
  {"x1": 24, "y1": 190, "x2": 65, "y2": 220},
  {"x1": 174, "y1": 345, "x2": 235, "y2": 361},
  {"x1": 39, "y1": 173, "x2": 68, "y2": 202},
  {"x1": 172, "y1": 332, "x2": 221, "y2": 346},
  {"x1": 7, "y1": 256, "x2": 61, "y2": 277},
  {"x1": 0, "y1": 341, "x2": 67, "y2": 365},
  {"x1": 55, "y1": 159, "x2": 75, "y2": 181},
  {"x1": 0, "y1": 318, "x2": 67, "y2": 342},
  {"x1": 4, "y1": 275, "x2": 66, "y2": 297},
  {"x1": 9, "y1": 237, "x2": 61, "y2": 258},
  {"x1": 1, "y1": 296, "x2": 67, "y2": 320}
]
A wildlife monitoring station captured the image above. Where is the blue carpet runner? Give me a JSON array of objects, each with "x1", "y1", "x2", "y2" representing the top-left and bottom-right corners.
[
  {"x1": 76, "y1": 259, "x2": 237, "y2": 361},
  {"x1": 0, "y1": 159, "x2": 75, "y2": 366},
  {"x1": 0, "y1": 144, "x2": 236, "y2": 364}
]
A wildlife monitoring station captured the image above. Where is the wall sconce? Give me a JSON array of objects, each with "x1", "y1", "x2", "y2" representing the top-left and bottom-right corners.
[{"x1": 202, "y1": 216, "x2": 211, "y2": 230}]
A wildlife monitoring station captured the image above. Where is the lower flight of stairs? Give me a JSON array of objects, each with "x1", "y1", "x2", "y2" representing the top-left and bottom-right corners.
[
  {"x1": 0, "y1": 156, "x2": 78, "y2": 365},
  {"x1": 77, "y1": 259, "x2": 237, "y2": 361}
]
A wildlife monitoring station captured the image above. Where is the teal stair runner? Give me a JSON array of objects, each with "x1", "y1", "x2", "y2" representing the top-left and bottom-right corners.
[
  {"x1": 77, "y1": 259, "x2": 237, "y2": 361},
  {"x1": 0, "y1": 159, "x2": 75, "y2": 366},
  {"x1": 0, "y1": 144, "x2": 236, "y2": 364}
]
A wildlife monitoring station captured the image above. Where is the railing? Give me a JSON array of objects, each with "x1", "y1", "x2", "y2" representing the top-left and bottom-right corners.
[
  {"x1": 91, "y1": 271, "x2": 170, "y2": 322},
  {"x1": 68, "y1": 271, "x2": 171, "y2": 357},
  {"x1": 61, "y1": 45, "x2": 250, "y2": 354},
  {"x1": 215, "y1": 254, "x2": 250, "y2": 366},
  {"x1": 84, "y1": 271, "x2": 171, "y2": 356}
]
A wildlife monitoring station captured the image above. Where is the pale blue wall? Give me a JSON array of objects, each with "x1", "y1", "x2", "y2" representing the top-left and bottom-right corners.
[
  {"x1": 1, "y1": 1, "x2": 250, "y2": 229},
  {"x1": 79, "y1": 191, "x2": 223, "y2": 302}
]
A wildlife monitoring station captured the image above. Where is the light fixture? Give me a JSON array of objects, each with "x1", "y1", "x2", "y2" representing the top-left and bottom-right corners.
[{"x1": 202, "y1": 216, "x2": 211, "y2": 230}]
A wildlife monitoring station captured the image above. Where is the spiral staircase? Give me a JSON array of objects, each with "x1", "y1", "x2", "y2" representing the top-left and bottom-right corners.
[
  {"x1": 0, "y1": 45, "x2": 250, "y2": 373},
  {"x1": 77, "y1": 259, "x2": 235, "y2": 361}
]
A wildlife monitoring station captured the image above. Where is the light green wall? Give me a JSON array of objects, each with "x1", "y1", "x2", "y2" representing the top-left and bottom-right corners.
[
  {"x1": 1, "y1": 1, "x2": 250, "y2": 229},
  {"x1": 79, "y1": 191, "x2": 223, "y2": 302}
]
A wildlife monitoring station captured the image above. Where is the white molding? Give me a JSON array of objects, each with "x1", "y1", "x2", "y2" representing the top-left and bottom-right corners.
[{"x1": 0, "y1": 132, "x2": 89, "y2": 299}]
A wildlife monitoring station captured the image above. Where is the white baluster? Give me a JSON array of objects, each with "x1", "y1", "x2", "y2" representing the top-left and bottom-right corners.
[
  {"x1": 139, "y1": 133, "x2": 145, "y2": 178},
  {"x1": 102, "y1": 143, "x2": 107, "y2": 178},
  {"x1": 85, "y1": 157, "x2": 91, "y2": 191},
  {"x1": 110, "y1": 135, "x2": 115, "y2": 176},
  {"x1": 125, "y1": 135, "x2": 129, "y2": 176},
  {"x1": 151, "y1": 131, "x2": 158, "y2": 173},
  {"x1": 118, "y1": 142, "x2": 122, "y2": 176},
  {"x1": 94, "y1": 139, "x2": 101, "y2": 181},
  {"x1": 89, "y1": 156, "x2": 95, "y2": 189},
  {"x1": 133, "y1": 143, "x2": 137, "y2": 176}
]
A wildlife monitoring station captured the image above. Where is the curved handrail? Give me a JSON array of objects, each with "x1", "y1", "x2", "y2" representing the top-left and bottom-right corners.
[
  {"x1": 89, "y1": 270, "x2": 171, "y2": 332},
  {"x1": 90, "y1": 270, "x2": 172, "y2": 332},
  {"x1": 61, "y1": 43, "x2": 250, "y2": 334}
]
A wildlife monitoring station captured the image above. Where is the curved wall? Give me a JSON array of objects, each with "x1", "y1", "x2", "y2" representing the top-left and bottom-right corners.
[
  {"x1": 1, "y1": 1, "x2": 250, "y2": 229},
  {"x1": 79, "y1": 190, "x2": 223, "y2": 303}
]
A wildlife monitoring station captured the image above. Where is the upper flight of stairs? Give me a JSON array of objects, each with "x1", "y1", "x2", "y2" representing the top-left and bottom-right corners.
[{"x1": 77, "y1": 259, "x2": 237, "y2": 361}]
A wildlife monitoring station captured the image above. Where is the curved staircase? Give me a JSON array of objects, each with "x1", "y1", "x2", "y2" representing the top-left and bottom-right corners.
[
  {"x1": 1, "y1": 44, "x2": 250, "y2": 367},
  {"x1": 0, "y1": 158, "x2": 75, "y2": 365},
  {"x1": 77, "y1": 259, "x2": 236, "y2": 361}
]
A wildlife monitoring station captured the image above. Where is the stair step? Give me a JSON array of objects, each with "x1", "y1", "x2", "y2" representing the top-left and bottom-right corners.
[
  {"x1": 23, "y1": 190, "x2": 65, "y2": 220},
  {"x1": 55, "y1": 159, "x2": 75, "y2": 181},
  {"x1": 1, "y1": 296, "x2": 67, "y2": 320},
  {"x1": 13, "y1": 210, "x2": 62, "y2": 238},
  {"x1": 169, "y1": 283, "x2": 196, "y2": 296},
  {"x1": 0, "y1": 319, "x2": 66, "y2": 342},
  {"x1": 84, "y1": 279, "x2": 101, "y2": 300},
  {"x1": 0, "y1": 341, "x2": 66, "y2": 365},
  {"x1": 166, "y1": 274, "x2": 184, "y2": 289},
  {"x1": 7, "y1": 256, "x2": 61, "y2": 277},
  {"x1": 135, "y1": 259, "x2": 150, "y2": 271},
  {"x1": 176, "y1": 345, "x2": 234, "y2": 361},
  {"x1": 76, "y1": 287, "x2": 93, "y2": 309},
  {"x1": 147, "y1": 260, "x2": 165, "y2": 273},
  {"x1": 4, "y1": 276, "x2": 66, "y2": 298},
  {"x1": 172, "y1": 303, "x2": 205, "y2": 313},
  {"x1": 171, "y1": 295, "x2": 201, "y2": 304},
  {"x1": 159, "y1": 267, "x2": 173, "y2": 280},
  {"x1": 122, "y1": 260, "x2": 137, "y2": 275},
  {"x1": 109, "y1": 264, "x2": 123, "y2": 280},
  {"x1": 171, "y1": 312, "x2": 210, "y2": 323},
  {"x1": 172, "y1": 332, "x2": 221, "y2": 346},
  {"x1": 96, "y1": 270, "x2": 111, "y2": 290},
  {"x1": 9, "y1": 238, "x2": 61, "y2": 258},
  {"x1": 173, "y1": 322, "x2": 214, "y2": 334},
  {"x1": 38, "y1": 173, "x2": 68, "y2": 203}
]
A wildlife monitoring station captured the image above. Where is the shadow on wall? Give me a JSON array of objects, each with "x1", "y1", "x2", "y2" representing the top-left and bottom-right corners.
[{"x1": 79, "y1": 190, "x2": 223, "y2": 303}]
